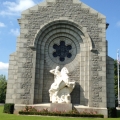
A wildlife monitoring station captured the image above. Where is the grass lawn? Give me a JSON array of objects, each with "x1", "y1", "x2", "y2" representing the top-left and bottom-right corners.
[{"x1": 0, "y1": 105, "x2": 120, "y2": 120}]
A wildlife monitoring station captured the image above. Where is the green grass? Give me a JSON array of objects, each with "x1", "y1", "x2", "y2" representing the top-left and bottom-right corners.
[{"x1": 0, "y1": 105, "x2": 120, "y2": 120}]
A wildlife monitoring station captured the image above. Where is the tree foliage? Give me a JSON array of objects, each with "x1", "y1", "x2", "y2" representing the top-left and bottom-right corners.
[
  {"x1": 114, "y1": 60, "x2": 120, "y2": 107},
  {"x1": 0, "y1": 75, "x2": 7, "y2": 103}
]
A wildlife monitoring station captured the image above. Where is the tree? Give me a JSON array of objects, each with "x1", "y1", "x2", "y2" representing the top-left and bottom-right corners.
[
  {"x1": 114, "y1": 60, "x2": 117, "y2": 98},
  {"x1": 114, "y1": 60, "x2": 120, "y2": 106},
  {"x1": 0, "y1": 75, "x2": 7, "y2": 103}
]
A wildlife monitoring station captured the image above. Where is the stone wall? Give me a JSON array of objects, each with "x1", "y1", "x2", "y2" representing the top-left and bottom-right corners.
[
  {"x1": 106, "y1": 56, "x2": 115, "y2": 107},
  {"x1": 6, "y1": 52, "x2": 18, "y2": 103}
]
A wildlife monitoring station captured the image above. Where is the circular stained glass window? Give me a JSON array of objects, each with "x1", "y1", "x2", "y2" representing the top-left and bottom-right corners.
[
  {"x1": 48, "y1": 37, "x2": 77, "y2": 65},
  {"x1": 52, "y1": 41, "x2": 72, "y2": 62}
]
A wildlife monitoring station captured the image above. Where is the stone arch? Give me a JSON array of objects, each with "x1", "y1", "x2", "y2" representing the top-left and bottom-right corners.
[
  {"x1": 32, "y1": 20, "x2": 93, "y2": 50},
  {"x1": 33, "y1": 20, "x2": 92, "y2": 105}
]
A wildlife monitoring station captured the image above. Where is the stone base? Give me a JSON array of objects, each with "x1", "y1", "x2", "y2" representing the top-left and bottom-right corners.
[
  {"x1": 74, "y1": 105, "x2": 108, "y2": 118},
  {"x1": 50, "y1": 103, "x2": 72, "y2": 112},
  {"x1": 14, "y1": 103, "x2": 72, "y2": 114},
  {"x1": 14, "y1": 104, "x2": 51, "y2": 114},
  {"x1": 14, "y1": 104, "x2": 108, "y2": 118},
  {"x1": 116, "y1": 107, "x2": 120, "y2": 110}
]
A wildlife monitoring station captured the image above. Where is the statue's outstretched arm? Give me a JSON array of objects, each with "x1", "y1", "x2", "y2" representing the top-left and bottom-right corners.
[{"x1": 50, "y1": 69, "x2": 55, "y2": 74}]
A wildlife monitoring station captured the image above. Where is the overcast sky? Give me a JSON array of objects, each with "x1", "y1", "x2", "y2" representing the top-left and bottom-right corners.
[{"x1": 0, "y1": 0, "x2": 120, "y2": 78}]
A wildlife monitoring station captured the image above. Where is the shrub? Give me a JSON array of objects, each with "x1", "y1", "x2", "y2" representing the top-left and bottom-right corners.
[
  {"x1": 108, "y1": 107, "x2": 117, "y2": 118},
  {"x1": 3, "y1": 103, "x2": 14, "y2": 114}
]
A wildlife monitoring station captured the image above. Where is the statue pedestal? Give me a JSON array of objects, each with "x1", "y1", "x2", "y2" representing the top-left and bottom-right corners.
[
  {"x1": 14, "y1": 104, "x2": 107, "y2": 117},
  {"x1": 50, "y1": 103, "x2": 72, "y2": 112}
]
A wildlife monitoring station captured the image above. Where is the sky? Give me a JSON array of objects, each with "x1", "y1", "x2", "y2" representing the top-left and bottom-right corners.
[{"x1": 0, "y1": 0, "x2": 120, "y2": 78}]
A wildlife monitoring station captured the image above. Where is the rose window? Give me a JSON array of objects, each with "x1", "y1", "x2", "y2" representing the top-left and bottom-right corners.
[{"x1": 53, "y1": 41, "x2": 72, "y2": 62}]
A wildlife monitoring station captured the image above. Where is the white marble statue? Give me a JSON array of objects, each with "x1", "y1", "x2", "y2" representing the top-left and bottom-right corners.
[{"x1": 49, "y1": 66, "x2": 75, "y2": 103}]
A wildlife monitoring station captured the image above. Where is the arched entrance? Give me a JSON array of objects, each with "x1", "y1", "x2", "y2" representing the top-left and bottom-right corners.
[{"x1": 33, "y1": 20, "x2": 92, "y2": 105}]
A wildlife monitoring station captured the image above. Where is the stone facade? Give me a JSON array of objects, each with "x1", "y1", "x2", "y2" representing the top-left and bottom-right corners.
[{"x1": 6, "y1": 0, "x2": 115, "y2": 111}]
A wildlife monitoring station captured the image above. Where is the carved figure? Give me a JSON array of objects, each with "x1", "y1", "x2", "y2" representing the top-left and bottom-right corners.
[{"x1": 49, "y1": 66, "x2": 75, "y2": 103}]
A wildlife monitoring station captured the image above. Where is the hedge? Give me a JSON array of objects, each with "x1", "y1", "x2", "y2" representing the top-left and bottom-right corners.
[
  {"x1": 108, "y1": 107, "x2": 117, "y2": 118},
  {"x1": 19, "y1": 109, "x2": 104, "y2": 118},
  {"x1": 3, "y1": 103, "x2": 14, "y2": 114}
]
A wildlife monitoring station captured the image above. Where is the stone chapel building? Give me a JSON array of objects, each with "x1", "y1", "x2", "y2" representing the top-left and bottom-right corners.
[{"x1": 6, "y1": 0, "x2": 115, "y2": 117}]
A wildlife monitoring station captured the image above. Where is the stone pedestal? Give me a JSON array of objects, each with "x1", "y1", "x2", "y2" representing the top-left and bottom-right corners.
[
  {"x1": 74, "y1": 105, "x2": 108, "y2": 118},
  {"x1": 14, "y1": 104, "x2": 108, "y2": 117},
  {"x1": 14, "y1": 103, "x2": 72, "y2": 114},
  {"x1": 50, "y1": 103, "x2": 72, "y2": 112}
]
